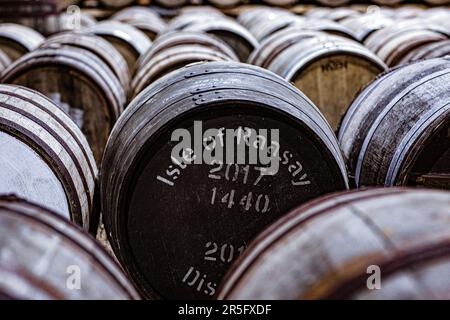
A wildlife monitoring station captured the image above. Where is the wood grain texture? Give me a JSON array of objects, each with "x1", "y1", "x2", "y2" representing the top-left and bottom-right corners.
[
  {"x1": 339, "y1": 57, "x2": 450, "y2": 189},
  {"x1": 218, "y1": 188, "x2": 450, "y2": 300},
  {"x1": 0, "y1": 195, "x2": 139, "y2": 300}
]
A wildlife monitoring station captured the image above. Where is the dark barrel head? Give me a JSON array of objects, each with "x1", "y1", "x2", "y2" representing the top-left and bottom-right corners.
[{"x1": 101, "y1": 61, "x2": 348, "y2": 299}]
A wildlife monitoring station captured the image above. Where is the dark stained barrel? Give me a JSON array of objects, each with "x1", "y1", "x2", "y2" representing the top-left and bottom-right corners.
[
  {"x1": 258, "y1": 33, "x2": 387, "y2": 130},
  {"x1": 0, "y1": 85, "x2": 98, "y2": 231},
  {"x1": 339, "y1": 57, "x2": 450, "y2": 189},
  {"x1": 218, "y1": 188, "x2": 450, "y2": 299},
  {"x1": 111, "y1": 6, "x2": 167, "y2": 40},
  {"x1": 0, "y1": 23, "x2": 44, "y2": 61},
  {"x1": 1, "y1": 46, "x2": 125, "y2": 164},
  {"x1": 132, "y1": 44, "x2": 237, "y2": 98},
  {"x1": 101, "y1": 61, "x2": 349, "y2": 299},
  {"x1": 399, "y1": 40, "x2": 450, "y2": 65},
  {"x1": 0, "y1": 195, "x2": 139, "y2": 299},
  {"x1": 85, "y1": 21, "x2": 152, "y2": 74},
  {"x1": 41, "y1": 32, "x2": 130, "y2": 92}
]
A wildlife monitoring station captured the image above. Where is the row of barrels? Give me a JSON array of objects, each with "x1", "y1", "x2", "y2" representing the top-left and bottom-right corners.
[{"x1": 0, "y1": 5, "x2": 449, "y2": 299}]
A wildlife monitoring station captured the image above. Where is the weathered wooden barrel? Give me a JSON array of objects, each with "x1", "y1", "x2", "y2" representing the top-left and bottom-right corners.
[
  {"x1": 321, "y1": 8, "x2": 359, "y2": 22},
  {"x1": 238, "y1": 8, "x2": 294, "y2": 31},
  {"x1": 182, "y1": 20, "x2": 259, "y2": 62},
  {"x1": 111, "y1": 6, "x2": 167, "y2": 40},
  {"x1": 340, "y1": 14, "x2": 395, "y2": 43},
  {"x1": 132, "y1": 44, "x2": 236, "y2": 98},
  {"x1": 0, "y1": 195, "x2": 139, "y2": 299},
  {"x1": 41, "y1": 32, "x2": 130, "y2": 92},
  {"x1": 165, "y1": 12, "x2": 228, "y2": 34},
  {"x1": 371, "y1": 0, "x2": 404, "y2": 5},
  {"x1": 0, "y1": 85, "x2": 98, "y2": 232},
  {"x1": 424, "y1": 0, "x2": 450, "y2": 4},
  {"x1": 0, "y1": 49, "x2": 11, "y2": 73},
  {"x1": 0, "y1": 23, "x2": 44, "y2": 61},
  {"x1": 246, "y1": 15, "x2": 305, "y2": 42},
  {"x1": 85, "y1": 21, "x2": 152, "y2": 74},
  {"x1": 399, "y1": 40, "x2": 450, "y2": 65},
  {"x1": 136, "y1": 31, "x2": 239, "y2": 73},
  {"x1": 1, "y1": 46, "x2": 125, "y2": 164},
  {"x1": 367, "y1": 26, "x2": 449, "y2": 67},
  {"x1": 99, "y1": 0, "x2": 135, "y2": 7},
  {"x1": 101, "y1": 61, "x2": 349, "y2": 299},
  {"x1": 339, "y1": 57, "x2": 450, "y2": 189},
  {"x1": 218, "y1": 188, "x2": 450, "y2": 300},
  {"x1": 261, "y1": 33, "x2": 387, "y2": 130}
]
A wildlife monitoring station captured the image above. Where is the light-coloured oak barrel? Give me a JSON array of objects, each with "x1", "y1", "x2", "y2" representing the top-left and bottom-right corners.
[
  {"x1": 0, "y1": 23, "x2": 45, "y2": 61},
  {"x1": 85, "y1": 21, "x2": 152, "y2": 74},
  {"x1": 41, "y1": 32, "x2": 130, "y2": 93},
  {"x1": 1, "y1": 46, "x2": 125, "y2": 164},
  {"x1": 101, "y1": 61, "x2": 348, "y2": 299},
  {"x1": 218, "y1": 188, "x2": 450, "y2": 300},
  {"x1": 0, "y1": 85, "x2": 98, "y2": 231},
  {"x1": 132, "y1": 44, "x2": 236, "y2": 98},
  {"x1": 339, "y1": 57, "x2": 450, "y2": 189},
  {"x1": 111, "y1": 6, "x2": 167, "y2": 40},
  {"x1": 0, "y1": 195, "x2": 139, "y2": 299},
  {"x1": 265, "y1": 33, "x2": 387, "y2": 130},
  {"x1": 136, "y1": 31, "x2": 239, "y2": 72}
]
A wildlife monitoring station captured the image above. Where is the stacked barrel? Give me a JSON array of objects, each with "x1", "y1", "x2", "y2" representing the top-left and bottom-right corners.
[{"x1": 0, "y1": 3, "x2": 449, "y2": 301}]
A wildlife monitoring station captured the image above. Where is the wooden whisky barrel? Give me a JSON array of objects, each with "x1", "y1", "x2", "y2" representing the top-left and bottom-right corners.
[
  {"x1": 265, "y1": 34, "x2": 387, "y2": 130},
  {"x1": 0, "y1": 49, "x2": 11, "y2": 73},
  {"x1": 0, "y1": 195, "x2": 139, "y2": 299},
  {"x1": 340, "y1": 14, "x2": 395, "y2": 42},
  {"x1": 261, "y1": 0, "x2": 298, "y2": 6},
  {"x1": 218, "y1": 188, "x2": 450, "y2": 299},
  {"x1": 137, "y1": 31, "x2": 239, "y2": 72},
  {"x1": 0, "y1": 85, "x2": 98, "y2": 231},
  {"x1": 339, "y1": 57, "x2": 450, "y2": 189},
  {"x1": 166, "y1": 11, "x2": 227, "y2": 33},
  {"x1": 154, "y1": 0, "x2": 189, "y2": 7},
  {"x1": 0, "y1": 23, "x2": 45, "y2": 61},
  {"x1": 85, "y1": 21, "x2": 152, "y2": 74},
  {"x1": 1, "y1": 46, "x2": 125, "y2": 164},
  {"x1": 111, "y1": 6, "x2": 167, "y2": 40},
  {"x1": 208, "y1": 0, "x2": 242, "y2": 8},
  {"x1": 41, "y1": 33, "x2": 130, "y2": 92},
  {"x1": 132, "y1": 44, "x2": 236, "y2": 98},
  {"x1": 316, "y1": 0, "x2": 351, "y2": 7},
  {"x1": 183, "y1": 20, "x2": 259, "y2": 61},
  {"x1": 399, "y1": 40, "x2": 450, "y2": 65},
  {"x1": 101, "y1": 61, "x2": 349, "y2": 300}
]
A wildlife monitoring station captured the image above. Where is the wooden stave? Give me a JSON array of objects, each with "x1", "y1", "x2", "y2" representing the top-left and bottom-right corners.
[
  {"x1": 84, "y1": 21, "x2": 152, "y2": 73},
  {"x1": 0, "y1": 23, "x2": 45, "y2": 61},
  {"x1": 154, "y1": 0, "x2": 189, "y2": 7},
  {"x1": 260, "y1": 0, "x2": 298, "y2": 5},
  {"x1": 208, "y1": 0, "x2": 242, "y2": 8},
  {"x1": 266, "y1": 35, "x2": 387, "y2": 129},
  {"x1": 248, "y1": 28, "x2": 324, "y2": 67},
  {"x1": 0, "y1": 194, "x2": 139, "y2": 299},
  {"x1": 101, "y1": 61, "x2": 349, "y2": 298},
  {"x1": 316, "y1": 0, "x2": 351, "y2": 7},
  {"x1": 217, "y1": 188, "x2": 450, "y2": 300},
  {"x1": 99, "y1": 0, "x2": 136, "y2": 7},
  {"x1": 182, "y1": 20, "x2": 259, "y2": 62},
  {"x1": 248, "y1": 15, "x2": 305, "y2": 42},
  {"x1": 340, "y1": 14, "x2": 395, "y2": 43},
  {"x1": 376, "y1": 29, "x2": 448, "y2": 66},
  {"x1": 1, "y1": 46, "x2": 125, "y2": 163},
  {"x1": 165, "y1": 12, "x2": 228, "y2": 34},
  {"x1": 137, "y1": 31, "x2": 239, "y2": 71},
  {"x1": 338, "y1": 57, "x2": 450, "y2": 188},
  {"x1": 131, "y1": 44, "x2": 236, "y2": 98},
  {"x1": 41, "y1": 32, "x2": 130, "y2": 92},
  {"x1": 0, "y1": 84, "x2": 98, "y2": 231},
  {"x1": 399, "y1": 40, "x2": 450, "y2": 65}
]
